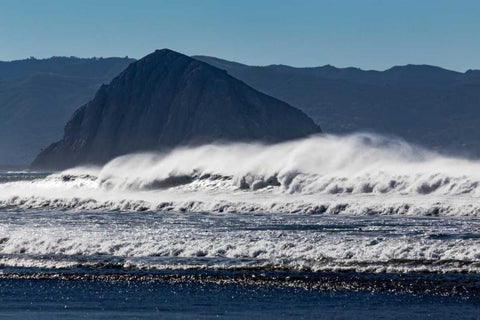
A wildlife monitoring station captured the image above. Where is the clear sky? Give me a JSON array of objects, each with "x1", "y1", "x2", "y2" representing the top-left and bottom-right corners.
[{"x1": 0, "y1": 0, "x2": 479, "y2": 71}]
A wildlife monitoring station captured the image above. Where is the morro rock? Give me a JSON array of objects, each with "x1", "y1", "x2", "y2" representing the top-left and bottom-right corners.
[{"x1": 32, "y1": 49, "x2": 321, "y2": 170}]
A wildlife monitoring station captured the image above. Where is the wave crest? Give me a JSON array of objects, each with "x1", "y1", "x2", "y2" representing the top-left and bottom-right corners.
[
  {"x1": 2, "y1": 133, "x2": 480, "y2": 215},
  {"x1": 94, "y1": 133, "x2": 480, "y2": 196}
]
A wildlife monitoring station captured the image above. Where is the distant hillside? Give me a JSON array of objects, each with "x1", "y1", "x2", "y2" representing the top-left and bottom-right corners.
[
  {"x1": 32, "y1": 49, "x2": 320, "y2": 170},
  {"x1": 0, "y1": 57, "x2": 134, "y2": 165},
  {"x1": 195, "y1": 56, "x2": 480, "y2": 156},
  {"x1": 0, "y1": 56, "x2": 134, "y2": 80}
]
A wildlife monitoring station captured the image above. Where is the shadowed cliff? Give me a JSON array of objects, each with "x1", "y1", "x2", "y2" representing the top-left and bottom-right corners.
[{"x1": 32, "y1": 49, "x2": 321, "y2": 170}]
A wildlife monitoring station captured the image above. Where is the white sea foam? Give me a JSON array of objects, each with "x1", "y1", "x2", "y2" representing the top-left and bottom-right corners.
[
  {"x1": 0, "y1": 212, "x2": 479, "y2": 273},
  {"x1": 1, "y1": 133, "x2": 480, "y2": 215}
]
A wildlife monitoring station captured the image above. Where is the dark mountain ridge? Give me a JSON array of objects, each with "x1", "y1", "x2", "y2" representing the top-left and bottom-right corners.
[
  {"x1": 0, "y1": 56, "x2": 135, "y2": 80},
  {"x1": 194, "y1": 55, "x2": 480, "y2": 156},
  {"x1": 0, "y1": 57, "x2": 134, "y2": 165},
  {"x1": 32, "y1": 49, "x2": 320, "y2": 170},
  {"x1": 195, "y1": 56, "x2": 477, "y2": 86},
  {"x1": 4, "y1": 53, "x2": 480, "y2": 165}
]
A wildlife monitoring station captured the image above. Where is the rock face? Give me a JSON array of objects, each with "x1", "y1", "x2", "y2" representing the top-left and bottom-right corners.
[
  {"x1": 32, "y1": 49, "x2": 321, "y2": 170},
  {"x1": 194, "y1": 56, "x2": 480, "y2": 157}
]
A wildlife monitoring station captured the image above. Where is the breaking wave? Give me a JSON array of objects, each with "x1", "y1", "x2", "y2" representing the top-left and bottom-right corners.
[
  {"x1": 2, "y1": 133, "x2": 480, "y2": 215},
  {"x1": 1, "y1": 211, "x2": 479, "y2": 274}
]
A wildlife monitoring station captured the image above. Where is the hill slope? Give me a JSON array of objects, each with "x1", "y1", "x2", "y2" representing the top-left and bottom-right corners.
[
  {"x1": 32, "y1": 49, "x2": 321, "y2": 170},
  {"x1": 0, "y1": 56, "x2": 134, "y2": 80},
  {"x1": 195, "y1": 56, "x2": 480, "y2": 156},
  {"x1": 0, "y1": 57, "x2": 134, "y2": 165}
]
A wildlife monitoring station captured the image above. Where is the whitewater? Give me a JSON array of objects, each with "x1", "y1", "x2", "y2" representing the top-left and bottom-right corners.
[
  {"x1": 2, "y1": 133, "x2": 480, "y2": 216},
  {"x1": 0, "y1": 133, "x2": 480, "y2": 276}
]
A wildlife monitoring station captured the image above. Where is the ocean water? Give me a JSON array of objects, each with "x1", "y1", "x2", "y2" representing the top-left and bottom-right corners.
[
  {"x1": 1, "y1": 277, "x2": 479, "y2": 319},
  {"x1": 1, "y1": 134, "x2": 480, "y2": 318}
]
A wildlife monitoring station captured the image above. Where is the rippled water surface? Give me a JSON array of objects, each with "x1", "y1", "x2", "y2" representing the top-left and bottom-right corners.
[{"x1": 1, "y1": 277, "x2": 479, "y2": 320}]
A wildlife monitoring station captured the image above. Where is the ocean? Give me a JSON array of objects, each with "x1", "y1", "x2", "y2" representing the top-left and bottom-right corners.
[{"x1": 1, "y1": 134, "x2": 480, "y2": 318}]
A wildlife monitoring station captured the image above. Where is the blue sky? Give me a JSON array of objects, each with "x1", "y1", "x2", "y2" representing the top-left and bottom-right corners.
[{"x1": 0, "y1": 0, "x2": 479, "y2": 71}]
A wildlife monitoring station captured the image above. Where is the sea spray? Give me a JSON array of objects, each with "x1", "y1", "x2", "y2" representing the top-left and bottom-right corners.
[{"x1": 2, "y1": 133, "x2": 480, "y2": 215}]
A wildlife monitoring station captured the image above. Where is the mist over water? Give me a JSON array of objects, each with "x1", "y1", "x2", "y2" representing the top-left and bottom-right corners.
[
  {"x1": 96, "y1": 133, "x2": 473, "y2": 195},
  {"x1": 1, "y1": 133, "x2": 480, "y2": 215}
]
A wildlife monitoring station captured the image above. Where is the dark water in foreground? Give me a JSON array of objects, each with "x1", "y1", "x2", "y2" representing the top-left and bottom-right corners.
[{"x1": 1, "y1": 277, "x2": 479, "y2": 320}]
